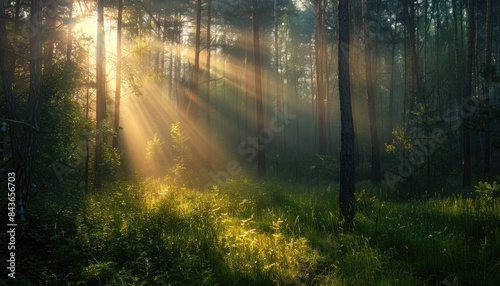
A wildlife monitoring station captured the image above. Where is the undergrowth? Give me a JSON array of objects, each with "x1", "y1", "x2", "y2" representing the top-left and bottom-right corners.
[{"x1": 2, "y1": 178, "x2": 499, "y2": 285}]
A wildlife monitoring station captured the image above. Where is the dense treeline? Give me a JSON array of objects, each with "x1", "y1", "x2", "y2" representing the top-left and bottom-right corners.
[
  {"x1": 0, "y1": 0, "x2": 499, "y2": 285},
  {"x1": 2, "y1": 0, "x2": 499, "y2": 194}
]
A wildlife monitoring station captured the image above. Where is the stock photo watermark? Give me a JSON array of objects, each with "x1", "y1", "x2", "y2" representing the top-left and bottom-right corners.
[
  {"x1": 384, "y1": 97, "x2": 478, "y2": 190},
  {"x1": 6, "y1": 172, "x2": 17, "y2": 278}
]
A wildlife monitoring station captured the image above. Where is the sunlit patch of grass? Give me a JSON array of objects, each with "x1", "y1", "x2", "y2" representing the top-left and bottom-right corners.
[
  {"x1": 52, "y1": 177, "x2": 498, "y2": 285},
  {"x1": 220, "y1": 214, "x2": 321, "y2": 285}
]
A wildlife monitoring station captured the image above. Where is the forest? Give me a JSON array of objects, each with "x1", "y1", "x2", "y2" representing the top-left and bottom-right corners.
[{"x1": 0, "y1": 0, "x2": 499, "y2": 285}]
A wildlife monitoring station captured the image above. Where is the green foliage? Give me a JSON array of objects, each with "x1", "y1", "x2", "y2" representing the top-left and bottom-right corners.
[
  {"x1": 167, "y1": 121, "x2": 193, "y2": 187},
  {"x1": 102, "y1": 142, "x2": 121, "y2": 178},
  {"x1": 8, "y1": 177, "x2": 499, "y2": 286},
  {"x1": 37, "y1": 60, "x2": 90, "y2": 178},
  {"x1": 385, "y1": 125, "x2": 413, "y2": 155},
  {"x1": 144, "y1": 122, "x2": 193, "y2": 186},
  {"x1": 385, "y1": 103, "x2": 453, "y2": 196},
  {"x1": 475, "y1": 180, "x2": 500, "y2": 201},
  {"x1": 82, "y1": 260, "x2": 117, "y2": 284}
]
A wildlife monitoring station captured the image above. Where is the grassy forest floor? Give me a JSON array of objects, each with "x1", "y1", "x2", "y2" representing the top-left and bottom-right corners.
[{"x1": 2, "y1": 177, "x2": 499, "y2": 285}]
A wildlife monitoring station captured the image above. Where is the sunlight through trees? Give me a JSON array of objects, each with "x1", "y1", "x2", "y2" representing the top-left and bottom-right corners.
[{"x1": 0, "y1": 0, "x2": 499, "y2": 284}]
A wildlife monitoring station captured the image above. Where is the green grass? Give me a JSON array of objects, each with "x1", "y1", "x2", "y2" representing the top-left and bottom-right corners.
[{"x1": 4, "y1": 177, "x2": 499, "y2": 285}]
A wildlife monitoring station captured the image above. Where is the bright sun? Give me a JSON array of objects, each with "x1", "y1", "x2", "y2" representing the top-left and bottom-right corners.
[
  {"x1": 73, "y1": 6, "x2": 118, "y2": 54},
  {"x1": 76, "y1": 16, "x2": 97, "y2": 36}
]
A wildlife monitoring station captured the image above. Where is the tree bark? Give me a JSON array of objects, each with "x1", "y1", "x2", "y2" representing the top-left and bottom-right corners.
[
  {"x1": 339, "y1": 0, "x2": 355, "y2": 229},
  {"x1": 9, "y1": 0, "x2": 21, "y2": 79},
  {"x1": 462, "y1": 0, "x2": 475, "y2": 188},
  {"x1": 452, "y1": 0, "x2": 462, "y2": 96},
  {"x1": 314, "y1": 0, "x2": 328, "y2": 154},
  {"x1": 252, "y1": 0, "x2": 266, "y2": 179},
  {"x1": 274, "y1": 0, "x2": 283, "y2": 153},
  {"x1": 1, "y1": 0, "x2": 43, "y2": 221},
  {"x1": 94, "y1": 0, "x2": 107, "y2": 189},
  {"x1": 483, "y1": 0, "x2": 492, "y2": 181},
  {"x1": 405, "y1": 0, "x2": 421, "y2": 110},
  {"x1": 67, "y1": 1, "x2": 73, "y2": 61},
  {"x1": 349, "y1": 0, "x2": 361, "y2": 168},
  {"x1": 20, "y1": 0, "x2": 43, "y2": 220},
  {"x1": 388, "y1": 14, "x2": 396, "y2": 141},
  {"x1": 113, "y1": 0, "x2": 123, "y2": 150},
  {"x1": 189, "y1": 0, "x2": 202, "y2": 122},
  {"x1": 0, "y1": 0, "x2": 20, "y2": 216},
  {"x1": 44, "y1": 1, "x2": 57, "y2": 69},
  {"x1": 433, "y1": 0, "x2": 440, "y2": 103},
  {"x1": 322, "y1": 0, "x2": 331, "y2": 153},
  {"x1": 363, "y1": 0, "x2": 382, "y2": 183},
  {"x1": 161, "y1": 17, "x2": 166, "y2": 79},
  {"x1": 206, "y1": 0, "x2": 212, "y2": 167}
]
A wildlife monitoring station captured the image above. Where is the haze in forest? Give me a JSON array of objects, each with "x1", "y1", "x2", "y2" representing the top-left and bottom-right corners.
[{"x1": 1, "y1": 0, "x2": 499, "y2": 285}]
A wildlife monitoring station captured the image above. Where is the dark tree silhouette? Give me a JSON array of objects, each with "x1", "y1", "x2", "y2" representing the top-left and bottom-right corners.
[
  {"x1": 94, "y1": 0, "x2": 107, "y2": 189},
  {"x1": 462, "y1": 0, "x2": 475, "y2": 188},
  {"x1": 338, "y1": 0, "x2": 355, "y2": 228},
  {"x1": 363, "y1": 0, "x2": 382, "y2": 183}
]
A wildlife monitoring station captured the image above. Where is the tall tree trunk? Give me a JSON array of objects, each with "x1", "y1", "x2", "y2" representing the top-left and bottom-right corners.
[
  {"x1": 67, "y1": 1, "x2": 73, "y2": 61},
  {"x1": 252, "y1": 0, "x2": 266, "y2": 179},
  {"x1": 274, "y1": 0, "x2": 283, "y2": 153},
  {"x1": 423, "y1": 0, "x2": 428, "y2": 78},
  {"x1": 0, "y1": 0, "x2": 15, "y2": 120},
  {"x1": 188, "y1": 0, "x2": 202, "y2": 169},
  {"x1": 85, "y1": 56, "x2": 91, "y2": 192},
  {"x1": 452, "y1": 0, "x2": 461, "y2": 86},
  {"x1": 462, "y1": 0, "x2": 475, "y2": 188},
  {"x1": 244, "y1": 26, "x2": 250, "y2": 141},
  {"x1": 363, "y1": 0, "x2": 382, "y2": 183},
  {"x1": 309, "y1": 47, "x2": 316, "y2": 150},
  {"x1": 405, "y1": 0, "x2": 421, "y2": 110},
  {"x1": 44, "y1": 1, "x2": 57, "y2": 69},
  {"x1": 434, "y1": 0, "x2": 440, "y2": 104},
  {"x1": 339, "y1": 0, "x2": 355, "y2": 229},
  {"x1": 94, "y1": 0, "x2": 107, "y2": 189},
  {"x1": 403, "y1": 7, "x2": 408, "y2": 126},
  {"x1": 349, "y1": 0, "x2": 360, "y2": 168},
  {"x1": 473, "y1": 4, "x2": 479, "y2": 109},
  {"x1": 388, "y1": 14, "x2": 396, "y2": 141},
  {"x1": 175, "y1": 22, "x2": 181, "y2": 108},
  {"x1": 9, "y1": 0, "x2": 21, "y2": 78},
  {"x1": 1, "y1": 0, "x2": 43, "y2": 221},
  {"x1": 21, "y1": 0, "x2": 43, "y2": 220},
  {"x1": 155, "y1": 16, "x2": 160, "y2": 71},
  {"x1": 169, "y1": 44, "x2": 173, "y2": 97},
  {"x1": 1, "y1": 0, "x2": 20, "y2": 217},
  {"x1": 113, "y1": 0, "x2": 123, "y2": 150},
  {"x1": 205, "y1": 0, "x2": 212, "y2": 167},
  {"x1": 315, "y1": 0, "x2": 327, "y2": 154},
  {"x1": 189, "y1": 0, "x2": 201, "y2": 122},
  {"x1": 483, "y1": 0, "x2": 492, "y2": 181},
  {"x1": 161, "y1": 17, "x2": 167, "y2": 79},
  {"x1": 322, "y1": 0, "x2": 331, "y2": 153}
]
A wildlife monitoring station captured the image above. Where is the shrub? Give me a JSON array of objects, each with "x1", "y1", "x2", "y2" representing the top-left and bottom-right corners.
[{"x1": 475, "y1": 180, "x2": 500, "y2": 201}]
